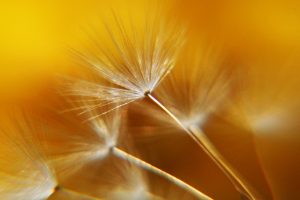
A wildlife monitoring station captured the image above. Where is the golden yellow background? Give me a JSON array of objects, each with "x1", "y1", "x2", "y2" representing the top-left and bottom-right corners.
[{"x1": 0, "y1": 0, "x2": 300, "y2": 199}]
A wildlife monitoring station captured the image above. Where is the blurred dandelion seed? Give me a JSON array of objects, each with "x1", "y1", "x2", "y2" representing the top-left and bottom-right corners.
[
  {"x1": 143, "y1": 43, "x2": 260, "y2": 200},
  {"x1": 0, "y1": 114, "x2": 102, "y2": 200},
  {"x1": 0, "y1": 119, "x2": 56, "y2": 200},
  {"x1": 85, "y1": 109, "x2": 212, "y2": 200},
  {"x1": 145, "y1": 92, "x2": 258, "y2": 200},
  {"x1": 64, "y1": 11, "x2": 231, "y2": 200},
  {"x1": 50, "y1": 105, "x2": 211, "y2": 199}
]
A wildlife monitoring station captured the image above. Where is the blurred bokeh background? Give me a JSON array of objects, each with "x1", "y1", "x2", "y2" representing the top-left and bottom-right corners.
[{"x1": 1, "y1": 0, "x2": 300, "y2": 199}]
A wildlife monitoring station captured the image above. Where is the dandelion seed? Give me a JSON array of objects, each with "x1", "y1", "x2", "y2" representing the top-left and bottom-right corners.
[
  {"x1": 62, "y1": 9, "x2": 216, "y2": 198},
  {"x1": 221, "y1": 60, "x2": 300, "y2": 199},
  {"x1": 45, "y1": 105, "x2": 211, "y2": 199},
  {"x1": 132, "y1": 41, "x2": 262, "y2": 200},
  {"x1": 0, "y1": 119, "x2": 57, "y2": 200},
  {"x1": 0, "y1": 114, "x2": 101, "y2": 200},
  {"x1": 47, "y1": 110, "x2": 120, "y2": 178},
  {"x1": 87, "y1": 108, "x2": 212, "y2": 200},
  {"x1": 153, "y1": 42, "x2": 231, "y2": 129},
  {"x1": 65, "y1": 10, "x2": 185, "y2": 117}
]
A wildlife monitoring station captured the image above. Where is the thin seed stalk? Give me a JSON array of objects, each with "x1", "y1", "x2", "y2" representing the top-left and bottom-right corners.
[
  {"x1": 50, "y1": 186, "x2": 101, "y2": 200},
  {"x1": 189, "y1": 126, "x2": 257, "y2": 200},
  {"x1": 111, "y1": 147, "x2": 212, "y2": 200},
  {"x1": 146, "y1": 93, "x2": 258, "y2": 200}
]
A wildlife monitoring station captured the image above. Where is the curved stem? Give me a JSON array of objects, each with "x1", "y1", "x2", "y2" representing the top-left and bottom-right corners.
[
  {"x1": 112, "y1": 147, "x2": 212, "y2": 200},
  {"x1": 146, "y1": 93, "x2": 258, "y2": 200}
]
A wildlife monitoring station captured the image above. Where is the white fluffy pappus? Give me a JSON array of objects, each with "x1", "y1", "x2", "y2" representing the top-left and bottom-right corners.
[
  {"x1": 0, "y1": 113, "x2": 103, "y2": 200},
  {"x1": 64, "y1": 10, "x2": 185, "y2": 118},
  {"x1": 0, "y1": 117, "x2": 57, "y2": 200},
  {"x1": 48, "y1": 108, "x2": 122, "y2": 178}
]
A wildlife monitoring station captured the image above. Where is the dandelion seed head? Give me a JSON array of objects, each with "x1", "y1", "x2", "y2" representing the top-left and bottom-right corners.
[
  {"x1": 22, "y1": 172, "x2": 57, "y2": 200},
  {"x1": 66, "y1": 10, "x2": 185, "y2": 116},
  {"x1": 154, "y1": 41, "x2": 231, "y2": 130},
  {"x1": 0, "y1": 118, "x2": 57, "y2": 200},
  {"x1": 91, "y1": 110, "x2": 121, "y2": 151},
  {"x1": 49, "y1": 113, "x2": 123, "y2": 180},
  {"x1": 51, "y1": 143, "x2": 111, "y2": 178},
  {"x1": 0, "y1": 166, "x2": 57, "y2": 200}
]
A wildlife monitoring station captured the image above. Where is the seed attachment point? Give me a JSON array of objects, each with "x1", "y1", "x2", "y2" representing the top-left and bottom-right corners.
[{"x1": 144, "y1": 91, "x2": 151, "y2": 96}]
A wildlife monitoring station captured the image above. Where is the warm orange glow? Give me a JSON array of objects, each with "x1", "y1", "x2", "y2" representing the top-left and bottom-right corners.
[{"x1": 0, "y1": 0, "x2": 300, "y2": 199}]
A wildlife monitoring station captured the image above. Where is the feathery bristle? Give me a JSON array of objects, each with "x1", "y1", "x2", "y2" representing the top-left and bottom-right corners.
[
  {"x1": 144, "y1": 40, "x2": 232, "y2": 130},
  {"x1": 48, "y1": 109, "x2": 122, "y2": 178},
  {"x1": 0, "y1": 116, "x2": 57, "y2": 200},
  {"x1": 66, "y1": 10, "x2": 185, "y2": 116},
  {"x1": 90, "y1": 109, "x2": 121, "y2": 148}
]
